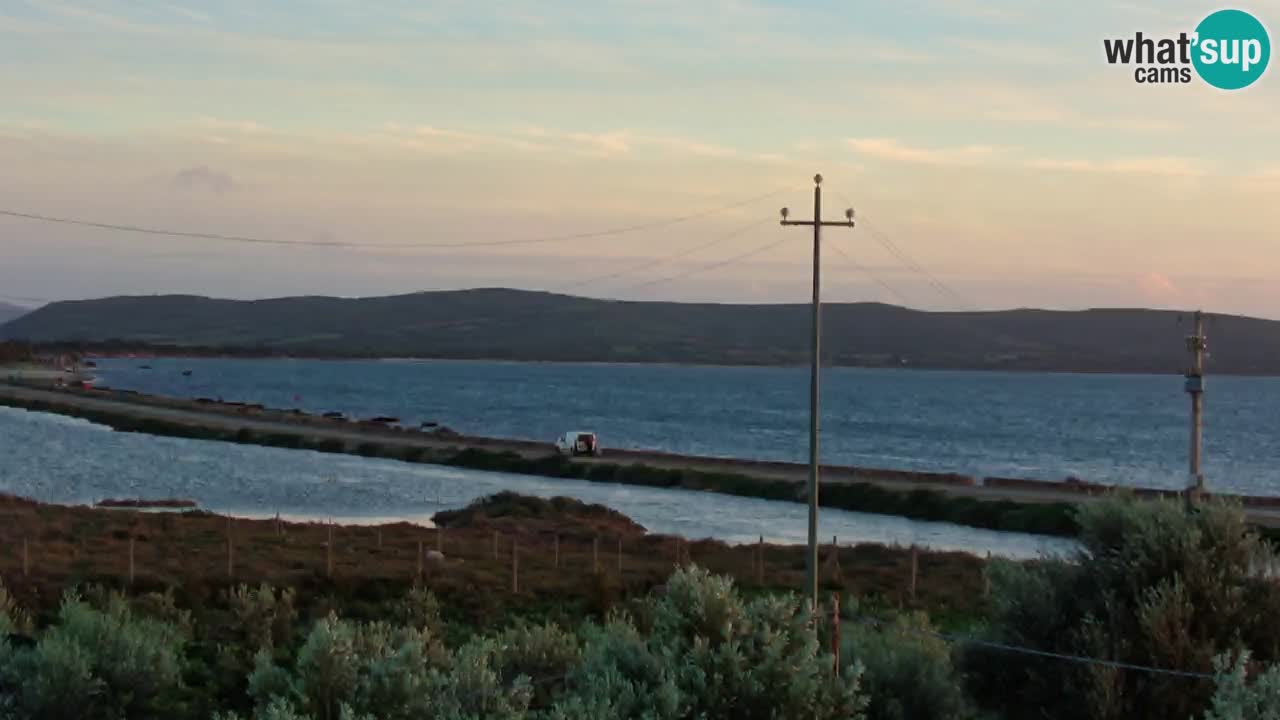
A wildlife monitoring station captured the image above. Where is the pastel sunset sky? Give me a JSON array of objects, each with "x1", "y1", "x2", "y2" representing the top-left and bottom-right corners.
[{"x1": 1, "y1": 0, "x2": 1277, "y2": 315}]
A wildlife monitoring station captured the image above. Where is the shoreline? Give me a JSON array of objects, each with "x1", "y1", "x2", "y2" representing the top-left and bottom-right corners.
[
  {"x1": 22, "y1": 345, "x2": 1280, "y2": 377},
  {"x1": 4, "y1": 377, "x2": 1279, "y2": 537}
]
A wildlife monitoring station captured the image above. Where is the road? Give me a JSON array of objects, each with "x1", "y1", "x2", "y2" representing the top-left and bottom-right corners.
[{"x1": 3, "y1": 379, "x2": 1278, "y2": 526}]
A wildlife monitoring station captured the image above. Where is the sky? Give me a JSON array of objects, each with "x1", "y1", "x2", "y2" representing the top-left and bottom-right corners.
[{"x1": 1, "y1": 0, "x2": 1278, "y2": 316}]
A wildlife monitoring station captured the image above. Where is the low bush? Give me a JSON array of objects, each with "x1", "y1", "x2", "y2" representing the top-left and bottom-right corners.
[
  {"x1": 0, "y1": 591, "x2": 188, "y2": 719},
  {"x1": 843, "y1": 612, "x2": 975, "y2": 720},
  {"x1": 964, "y1": 496, "x2": 1280, "y2": 720}
]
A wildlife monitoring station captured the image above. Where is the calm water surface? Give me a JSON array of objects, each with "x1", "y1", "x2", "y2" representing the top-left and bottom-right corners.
[
  {"x1": 0, "y1": 405, "x2": 1071, "y2": 558},
  {"x1": 91, "y1": 357, "x2": 1280, "y2": 495}
]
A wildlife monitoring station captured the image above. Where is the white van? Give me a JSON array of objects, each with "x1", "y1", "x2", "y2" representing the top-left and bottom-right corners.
[{"x1": 556, "y1": 431, "x2": 602, "y2": 457}]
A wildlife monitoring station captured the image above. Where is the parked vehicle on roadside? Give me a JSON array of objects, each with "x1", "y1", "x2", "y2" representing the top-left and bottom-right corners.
[{"x1": 556, "y1": 431, "x2": 602, "y2": 457}]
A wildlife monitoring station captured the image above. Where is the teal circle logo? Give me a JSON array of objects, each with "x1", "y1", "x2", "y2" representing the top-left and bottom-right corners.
[{"x1": 1192, "y1": 9, "x2": 1270, "y2": 89}]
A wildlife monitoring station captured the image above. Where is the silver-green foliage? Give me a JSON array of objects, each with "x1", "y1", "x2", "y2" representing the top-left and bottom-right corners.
[
  {"x1": 244, "y1": 612, "x2": 529, "y2": 720},
  {"x1": 0, "y1": 591, "x2": 185, "y2": 720},
  {"x1": 228, "y1": 583, "x2": 298, "y2": 654},
  {"x1": 1204, "y1": 652, "x2": 1280, "y2": 720},
  {"x1": 842, "y1": 612, "x2": 973, "y2": 720},
  {"x1": 553, "y1": 566, "x2": 865, "y2": 720},
  {"x1": 968, "y1": 496, "x2": 1280, "y2": 720}
]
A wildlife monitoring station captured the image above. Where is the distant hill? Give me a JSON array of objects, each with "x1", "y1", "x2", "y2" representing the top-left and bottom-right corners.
[
  {"x1": 0, "y1": 288, "x2": 1273, "y2": 374},
  {"x1": 0, "y1": 301, "x2": 30, "y2": 327}
]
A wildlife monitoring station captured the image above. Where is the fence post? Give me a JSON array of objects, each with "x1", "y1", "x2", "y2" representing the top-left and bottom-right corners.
[
  {"x1": 377, "y1": 528, "x2": 382, "y2": 549},
  {"x1": 23, "y1": 537, "x2": 29, "y2": 577},
  {"x1": 493, "y1": 530, "x2": 499, "y2": 561},
  {"x1": 129, "y1": 536, "x2": 136, "y2": 586},
  {"x1": 909, "y1": 545, "x2": 919, "y2": 603},
  {"x1": 327, "y1": 523, "x2": 334, "y2": 578},
  {"x1": 512, "y1": 538, "x2": 519, "y2": 593},
  {"x1": 417, "y1": 539, "x2": 423, "y2": 583},
  {"x1": 617, "y1": 537, "x2": 623, "y2": 574},
  {"x1": 553, "y1": 535, "x2": 560, "y2": 570},
  {"x1": 436, "y1": 526, "x2": 443, "y2": 554},
  {"x1": 593, "y1": 535, "x2": 599, "y2": 575}
]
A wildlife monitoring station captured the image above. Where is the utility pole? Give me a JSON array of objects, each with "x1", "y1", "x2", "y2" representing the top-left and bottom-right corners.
[
  {"x1": 781, "y1": 174, "x2": 855, "y2": 612},
  {"x1": 1185, "y1": 310, "x2": 1207, "y2": 501}
]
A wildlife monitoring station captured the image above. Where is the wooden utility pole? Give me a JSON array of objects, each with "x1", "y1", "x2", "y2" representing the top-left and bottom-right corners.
[
  {"x1": 1185, "y1": 311, "x2": 1207, "y2": 501},
  {"x1": 781, "y1": 174, "x2": 856, "y2": 612}
]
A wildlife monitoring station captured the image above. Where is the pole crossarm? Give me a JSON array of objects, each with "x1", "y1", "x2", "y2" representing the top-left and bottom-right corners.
[
  {"x1": 780, "y1": 220, "x2": 855, "y2": 228},
  {"x1": 779, "y1": 173, "x2": 857, "y2": 614}
]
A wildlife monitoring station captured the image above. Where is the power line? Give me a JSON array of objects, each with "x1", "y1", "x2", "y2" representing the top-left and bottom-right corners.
[
  {"x1": 858, "y1": 216, "x2": 972, "y2": 310},
  {"x1": 850, "y1": 614, "x2": 1215, "y2": 680},
  {"x1": 612, "y1": 230, "x2": 788, "y2": 294},
  {"x1": 832, "y1": 193, "x2": 974, "y2": 310},
  {"x1": 0, "y1": 187, "x2": 791, "y2": 251},
  {"x1": 826, "y1": 239, "x2": 914, "y2": 307},
  {"x1": 555, "y1": 217, "x2": 772, "y2": 292}
]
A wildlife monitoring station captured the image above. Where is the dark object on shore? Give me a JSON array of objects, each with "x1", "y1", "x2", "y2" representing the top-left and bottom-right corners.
[
  {"x1": 95, "y1": 497, "x2": 198, "y2": 509},
  {"x1": 139, "y1": 365, "x2": 152, "y2": 370},
  {"x1": 434, "y1": 491, "x2": 646, "y2": 539},
  {"x1": 181, "y1": 370, "x2": 193, "y2": 376},
  {"x1": 367, "y1": 416, "x2": 400, "y2": 424},
  {"x1": 420, "y1": 421, "x2": 439, "y2": 429},
  {"x1": 323, "y1": 411, "x2": 346, "y2": 420}
]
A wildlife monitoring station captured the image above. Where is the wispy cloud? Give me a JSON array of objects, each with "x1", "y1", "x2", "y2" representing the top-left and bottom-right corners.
[
  {"x1": 170, "y1": 166, "x2": 238, "y2": 194},
  {"x1": 846, "y1": 137, "x2": 1007, "y2": 165},
  {"x1": 1027, "y1": 156, "x2": 1203, "y2": 177}
]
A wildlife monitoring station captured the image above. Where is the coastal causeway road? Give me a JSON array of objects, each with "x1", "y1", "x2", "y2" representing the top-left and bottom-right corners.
[{"x1": 4, "y1": 379, "x2": 1280, "y2": 528}]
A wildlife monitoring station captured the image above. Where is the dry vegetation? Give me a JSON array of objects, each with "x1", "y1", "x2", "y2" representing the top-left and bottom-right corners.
[{"x1": 0, "y1": 491, "x2": 986, "y2": 626}]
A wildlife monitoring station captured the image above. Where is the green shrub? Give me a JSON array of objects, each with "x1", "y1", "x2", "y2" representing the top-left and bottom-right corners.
[
  {"x1": 228, "y1": 584, "x2": 299, "y2": 655},
  {"x1": 0, "y1": 592, "x2": 186, "y2": 719},
  {"x1": 493, "y1": 622, "x2": 580, "y2": 709},
  {"x1": 547, "y1": 616, "x2": 680, "y2": 720},
  {"x1": 843, "y1": 612, "x2": 974, "y2": 720},
  {"x1": 390, "y1": 587, "x2": 442, "y2": 636},
  {"x1": 964, "y1": 496, "x2": 1280, "y2": 720},
  {"x1": 1204, "y1": 651, "x2": 1280, "y2": 720},
  {"x1": 242, "y1": 612, "x2": 529, "y2": 720},
  {"x1": 551, "y1": 566, "x2": 866, "y2": 720}
]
